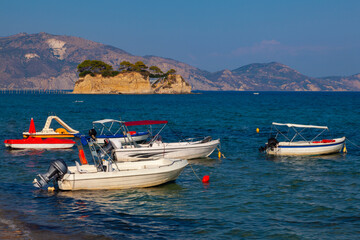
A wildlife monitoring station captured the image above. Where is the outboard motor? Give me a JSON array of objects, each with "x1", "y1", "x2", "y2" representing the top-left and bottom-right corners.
[
  {"x1": 267, "y1": 137, "x2": 279, "y2": 151},
  {"x1": 259, "y1": 137, "x2": 279, "y2": 152},
  {"x1": 33, "y1": 159, "x2": 68, "y2": 188},
  {"x1": 258, "y1": 145, "x2": 266, "y2": 152},
  {"x1": 89, "y1": 128, "x2": 97, "y2": 140}
]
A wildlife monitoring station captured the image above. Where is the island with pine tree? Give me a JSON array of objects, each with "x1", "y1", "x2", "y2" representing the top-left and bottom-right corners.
[{"x1": 73, "y1": 60, "x2": 192, "y2": 94}]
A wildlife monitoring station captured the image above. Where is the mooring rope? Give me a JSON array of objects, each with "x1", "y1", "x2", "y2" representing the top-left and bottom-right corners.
[
  {"x1": 346, "y1": 137, "x2": 360, "y2": 149},
  {"x1": 188, "y1": 162, "x2": 203, "y2": 183}
]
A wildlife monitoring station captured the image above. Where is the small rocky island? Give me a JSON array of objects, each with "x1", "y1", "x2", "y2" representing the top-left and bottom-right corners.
[{"x1": 73, "y1": 60, "x2": 191, "y2": 94}]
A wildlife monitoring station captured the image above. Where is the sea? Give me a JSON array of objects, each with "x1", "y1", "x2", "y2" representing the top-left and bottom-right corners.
[{"x1": 0, "y1": 91, "x2": 359, "y2": 239}]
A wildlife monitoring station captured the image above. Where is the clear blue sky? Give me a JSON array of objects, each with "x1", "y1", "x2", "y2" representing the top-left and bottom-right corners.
[{"x1": 1, "y1": 0, "x2": 360, "y2": 77}]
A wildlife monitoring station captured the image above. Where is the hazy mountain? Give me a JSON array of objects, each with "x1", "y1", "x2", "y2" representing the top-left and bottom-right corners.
[
  {"x1": 0, "y1": 32, "x2": 359, "y2": 91},
  {"x1": 207, "y1": 62, "x2": 360, "y2": 91}
]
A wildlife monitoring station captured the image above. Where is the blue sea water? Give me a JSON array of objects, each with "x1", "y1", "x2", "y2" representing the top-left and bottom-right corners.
[{"x1": 0, "y1": 91, "x2": 360, "y2": 239}]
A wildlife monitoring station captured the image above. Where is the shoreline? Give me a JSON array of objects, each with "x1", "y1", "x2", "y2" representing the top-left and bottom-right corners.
[{"x1": 0, "y1": 208, "x2": 109, "y2": 240}]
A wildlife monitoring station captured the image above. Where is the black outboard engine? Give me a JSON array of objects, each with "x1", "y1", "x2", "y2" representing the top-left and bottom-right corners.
[
  {"x1": 33, "y1": 159, "x2": 68, "y2": 188},
  {"x1": 267, "y1": 137, "x2": 279, "y2": 151},
  {"x1": 89, "y1": 128, "x2": 97, "y2": 140},
  {"x1": 259, "y1": 137, "x2": 279, "y2": 152}
]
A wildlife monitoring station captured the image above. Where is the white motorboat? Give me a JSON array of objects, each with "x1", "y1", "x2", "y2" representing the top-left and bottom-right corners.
[
  {"x1": 91, "y1": 119, "x2": 150, "y2": 145},
  {"x1": 260, "y1": 122, "x2": 346, "y2": 156},
  {"x1": 58, "y1": 158, "x2": 187, "y2": 190},
  {"x1": 107, "y1": 120, "x2": 220, "y2": 161},
  {"x1": 114, "y1": 138, "x2": 220, "y2": 161},
  {"x1": 33, "y1": 137, "x2": 188, "y2": 191}
]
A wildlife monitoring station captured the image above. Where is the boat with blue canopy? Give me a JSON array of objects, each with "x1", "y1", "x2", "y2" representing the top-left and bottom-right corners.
[{"x1": 92, "y1": 119, "x2": 150, "y2": 145}]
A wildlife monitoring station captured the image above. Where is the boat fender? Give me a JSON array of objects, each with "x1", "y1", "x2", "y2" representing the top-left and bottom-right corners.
[{"x1": 79, "y1": 149, "x2": 88, "y2": 165}]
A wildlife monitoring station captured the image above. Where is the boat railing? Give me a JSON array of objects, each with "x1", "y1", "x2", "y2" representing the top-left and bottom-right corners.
[
  {"x1": 273, "y1": 124, "x2": 329, "y2": 144},
  {"x1": 86, "y1": 138, "x2": 120, "y2": 172}
]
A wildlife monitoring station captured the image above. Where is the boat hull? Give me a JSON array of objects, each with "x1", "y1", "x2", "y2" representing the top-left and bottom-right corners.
[
  {"x1": 4, "y1": 138, "x2": 75, "y2": 149},
  {"x1": 113, "y1": 139, "x2": 220, "y2": 161},
  {"x1": 266, "y1": 137, "x2": 345, "y2": 156},
  {"x1": 58, "y1": 159, "x2": 188, "y2": 190}
]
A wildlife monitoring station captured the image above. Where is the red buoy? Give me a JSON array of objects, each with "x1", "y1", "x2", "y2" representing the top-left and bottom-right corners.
[{"x1": 202, "y1": 175, "x2": 210, "y2": 183}]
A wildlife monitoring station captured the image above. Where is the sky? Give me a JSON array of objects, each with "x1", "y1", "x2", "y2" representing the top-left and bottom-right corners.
[{"x1": 1, "y1": 0, "x2": 360, "y2": 77}]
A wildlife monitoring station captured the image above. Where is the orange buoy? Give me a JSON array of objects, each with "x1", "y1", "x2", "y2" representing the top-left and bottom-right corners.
[{"x1": 202, "y1": 175, "x2": 210, "y2": 183}]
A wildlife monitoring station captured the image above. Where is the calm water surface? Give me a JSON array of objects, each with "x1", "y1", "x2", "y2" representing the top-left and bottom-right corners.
[{"x1": 0, "y1": 91, "x2": 359, "y2": 239}]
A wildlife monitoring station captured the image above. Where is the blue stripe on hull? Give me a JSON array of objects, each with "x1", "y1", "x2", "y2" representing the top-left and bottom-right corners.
[{"x1": 278, "y1": 141, "x2": 344, "y2": 149}]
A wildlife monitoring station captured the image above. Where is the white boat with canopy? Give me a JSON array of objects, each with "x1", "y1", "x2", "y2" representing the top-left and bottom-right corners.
[
  {"x1": 260, "y1": 122, "x2": 346, "y2": 156},
  {"x1": 92, "y1": 119, "x2": 150, "y2": 145},
  {"x1": 33, "y1": 136, "x2": 188, "y2": 191},
  {"x1": 102, "y1": 120, "x2": 220, "y2": 161}
]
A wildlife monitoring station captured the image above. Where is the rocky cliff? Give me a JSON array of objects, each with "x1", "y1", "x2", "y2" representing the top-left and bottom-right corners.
[
  {"x1": 1, "y1": 32, "x2": 360, "y2": 91},
  {"x1": 72, "y1": 72, "x2": 191, "y2": 94},
  {"x1": 152, "y1": 74, "x2": 192, "y2": 94}
]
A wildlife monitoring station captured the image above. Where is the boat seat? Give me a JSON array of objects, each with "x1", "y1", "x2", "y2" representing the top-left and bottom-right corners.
[
  {"x1": 109, "y1": 139, "x2": 122, "y2": 149},
  {"x1": 74, "y1": 162, "x2": 98, "y2": 173},
  {"x1": 75, "y1": 161, "x2": 88, "y2": 173}
]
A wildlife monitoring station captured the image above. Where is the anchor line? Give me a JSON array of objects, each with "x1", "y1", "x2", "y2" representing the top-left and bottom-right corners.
[
  {"x1": 188, "y1": 162, "x2": 202, "y2": 183},
  {"x1": 346, "y1": 137, "x2": 360, "y2": 149}
]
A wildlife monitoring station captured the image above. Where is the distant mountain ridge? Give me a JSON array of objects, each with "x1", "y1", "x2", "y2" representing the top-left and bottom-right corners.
[{"x1": 0, "y1": 32, "x2": 359, "y2": 91}]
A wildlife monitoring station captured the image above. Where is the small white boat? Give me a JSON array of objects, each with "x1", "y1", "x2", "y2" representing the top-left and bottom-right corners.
[
  {"x1": 91, "y1": 119, "x2": 150, "y2": 145},
  {"x1": 58, "y1": 158, "x2": 187, "y2": 190},
  {"x1": 33, "y1": 137, "x2": 188, "y2": 191},
  {"x1": 108, "y1": 120, "x2": 220, "y2": 161},
  {"x1": 260, "y1": 122, "x2": 346, "y2": 156}
]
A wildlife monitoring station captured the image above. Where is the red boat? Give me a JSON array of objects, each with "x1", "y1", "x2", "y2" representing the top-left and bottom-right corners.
[{"x1": 4, "y1": 118, "x2": 75, "y2": 149}]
